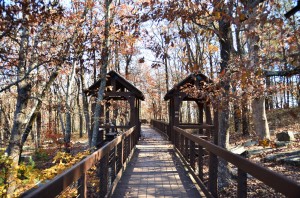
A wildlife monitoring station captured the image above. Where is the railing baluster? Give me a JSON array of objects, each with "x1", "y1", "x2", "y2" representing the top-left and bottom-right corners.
[
  {"x1": 180, "y1": 134, "x2": 184, "y2": 154},
  {"x1": 121, "y1": 137, "x2": 125, "y2": 165},
  {"x1": 185, "y1": 137, "x2": 189, "y2": 161},
  {"x1": 190, "y1": 140, "x2": 195, "y2": 170},
  {"x1": 208, "y1": 152, "x2": 218, "y2": 197},
  {"x1": 174, "y1": 129, "x2": 178, "y2": 148},
  {"x1": 99, "y1": 154, "x2": 109, "y2": 198},
  {"x1": 237, "y1": 168, "x2": 247, "y2": 198},
  {"x1": 112, "y1": 146, "x2": 117, "y2": 182},
  {"x1": 198, "y1": 145, "x2": 204, "y2": 180},
  {"x1": 78, "y1": 173, "x2": 87, "y2": 198}
]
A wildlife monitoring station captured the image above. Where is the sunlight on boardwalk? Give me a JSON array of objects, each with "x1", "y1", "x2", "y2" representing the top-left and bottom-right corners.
[{"x1": 112, "y1": 125, "x2": 202, "y2": 198}]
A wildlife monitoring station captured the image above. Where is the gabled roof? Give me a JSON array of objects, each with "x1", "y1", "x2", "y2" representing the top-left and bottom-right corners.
[
  {"x1": 86, "y1": 70, "x2": 145, "y2": 100},
  {"x1": 164, "y1": 73, "x2": 212, "y2": 101}
]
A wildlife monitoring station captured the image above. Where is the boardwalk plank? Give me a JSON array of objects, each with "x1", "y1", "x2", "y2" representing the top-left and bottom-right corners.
[{"x1": 112, "y1": 126, "x2": 202, "y2": 198}]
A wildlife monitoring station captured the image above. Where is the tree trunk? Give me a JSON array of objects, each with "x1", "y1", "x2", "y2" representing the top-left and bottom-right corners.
[
  {"x1": 48, "y1": 91, "x2": 53, "y2": 132},
  {"x1": 204, "y1": 104, "x2": 212, "y2": 136},
  {"x1": 252, "y1": 97, "x2": 270, "y2": 139},
  {"x1": 242, "y1": 95, "x2": 250, "y2": 136},
  {"x1": 216, "y1": 2, "x2": 232, "y2": 190},
  {"x1": 0, "y1": 105, "x2": 11, "y2": 142},
  {"x1": 79, "y1": 60, "x2": 91, "y2": 144},
  {"x1": 64, "y1": 61, "x2": 76, "y2": 152},
  {"x1": 91, "y1": 0, "x2": 112, "y2": 148},
  {"x1": 76, "y1": 78, "x2": 84, "y2": 138},
  {"x1": 6, "y1": 81, "x2": 31, "y2": 194},
  {"x1": 5, "y1": 24, "x2": 31, "y2": 194},
  {"x1": 187, "y1": 102, "x2": 191, "y2": 123},
  {"x1": 36, "y1": 112, "x2": 42, "y2": 149},
  {"x1": 164, "y1": 48, "x2": 169, "y2": 92},
  {"x1": 265, "y1": 76, "x2": 271, "y2": 110},
  {"x1": 232, "y1": 86, "x2": 241, "y2": 133}
]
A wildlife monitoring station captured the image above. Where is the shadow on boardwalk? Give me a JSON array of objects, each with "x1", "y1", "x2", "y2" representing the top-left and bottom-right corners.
[{"x1": 112, "y1": 125, "x2": 202, "y2": 198}]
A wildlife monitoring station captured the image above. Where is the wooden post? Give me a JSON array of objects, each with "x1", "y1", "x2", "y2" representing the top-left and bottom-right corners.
[
  {"x1": 197, "y1": 101, "x2": 204, "y2": 134},
  {"x1": 78, "y1": 173, "x2": 87, "y2": 198},
  {"x1": 128, "y1": 96, "x2": 135, "y2": 128},
  {"x1": 99, "y1": 154, "x2": 109, "y2": 198},
  {"x1": 208, "y1": 152, "x2": 218, "y2": 197},
  {"x1": 173, "y1": 96, "x2": 181, "y2": 144},
  {"x1": 180, "y1": 134, "x2": 184, "y2": 154},
  {"x1": 198, "y1": 145, "x2": 204, "y2": 180},
  {"x1": 204, "y1": 104, "x2": 212, "y2": 137},
  {"x1": 185, "y1": 137, "x2": 189, "y2": 160},
  {"x1": 190, "y1": 141, "x2": 195, "y2": 170},
  {"x1": 121, "y1": 137, "x2": 125, "y2": 165},
  {"x1": 237, "y1": 168, "x2": 247, "y2": 198},
  {"x1": 213, "y1": 110, "x2": 218, "y2": 145},
  {"x1": 111, "y1": 146, "x2": 117, "y2": 182},
  {"x1": 168, "y1": 100, "x2": 173, "y2": 142},
  {"x1": 98, "y1": 104, "x2": 105, "y2": 145},
  {"x1": 105, "y1": 102, "x2": 110, "y2": 134}
]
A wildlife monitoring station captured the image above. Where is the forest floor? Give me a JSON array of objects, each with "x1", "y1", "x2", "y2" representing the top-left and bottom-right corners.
[{"x1": 219, "y1": 107, "x2": 300, "y2": 197}]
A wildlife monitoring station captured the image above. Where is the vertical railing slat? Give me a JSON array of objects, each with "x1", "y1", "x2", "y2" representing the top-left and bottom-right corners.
[
  {"x1": 99, "y1": 154, "x2": 109, "y2": 198},
  {"x1": 237, "y1": 168, "x2": 247, "y2": 198},
  {"x1": 78, "y1": 173, "x2": 87, "y2": 198},
  {"x1": 198, "y1": 145, "x2": 204, "y2": 180},
  {"x1": 190, "y1": 140, "x2": 195, "y2": 171}
]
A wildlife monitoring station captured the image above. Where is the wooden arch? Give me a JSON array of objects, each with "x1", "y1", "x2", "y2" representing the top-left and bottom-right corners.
[
  {"x1": 86, "y1": 70, "x2": 144, "y2": 144},
  {"x1": 164, "y1": 73, "x2": 215, "y2": 142}
]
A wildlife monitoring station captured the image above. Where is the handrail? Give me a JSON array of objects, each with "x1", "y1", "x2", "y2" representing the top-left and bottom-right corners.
[
  {"x1": 22, "y1": 126, "x2": 138, "y2": 198},
  {"x1": 151, "y1": 119, "x2": 170, "y2": 139},
  {"x1": 174, "y1": 126, "x2": 300, "y2": 198}
]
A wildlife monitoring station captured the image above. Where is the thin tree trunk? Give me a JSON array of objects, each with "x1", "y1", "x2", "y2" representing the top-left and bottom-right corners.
[
  {"x1": 91, "y1": 0, "x2": 112, "y2": 148},
  {"x1": 242, "y1": 95, "x2": 250, "y2": 136},
  {"x1": 0, "y1": 105, "x2": 10, "y2": 141},
  {"x1": 48, "y1": 91, "x2": 53, "y2": 132},
  {"x1": 76, "y1": 78, "x2": 84, "y2": 138},
  {"x1": 64, "y1": 61, "x2": 76, "y2": 152},
  {"x1": 187, "y1": 102, "x2": 191, "y2": 123},
  {"x1": 204, "y1": 104, "x2": 212, "y2": 137},
  {"x1": 232, "y1": 86, "x2": 241, "y2": 133},
  {"x1": 36, "y1": 112, "x2": 42, "y2": 149}
]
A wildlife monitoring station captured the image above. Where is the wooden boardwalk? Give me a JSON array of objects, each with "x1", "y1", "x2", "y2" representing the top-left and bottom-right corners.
[{"x1": 112, "y1": 126, "x2": 202, "y2": 198}]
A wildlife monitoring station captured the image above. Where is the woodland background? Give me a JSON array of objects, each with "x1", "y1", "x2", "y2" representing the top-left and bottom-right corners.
[{"x1": 0, "y1": 0, "x2": 299, "y2": 196}]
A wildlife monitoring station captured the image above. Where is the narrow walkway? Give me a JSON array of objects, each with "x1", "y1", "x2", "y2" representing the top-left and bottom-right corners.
[{"x1": 112, "y1": 125, "x2": 202, "y2": 198}]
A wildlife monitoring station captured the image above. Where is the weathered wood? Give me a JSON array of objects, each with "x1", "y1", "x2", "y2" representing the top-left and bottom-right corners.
[
  {"x1": 98, "y1": 154, "x2": 110, "y2": 197},
  {"x1": 190, "y1": 141, "x2": 196, "y2": 170},
  {"x1": 198, "y1": 145, "x2": 204, "y2": 180},
  {"x1": 179, "y1": 124, "x2": 214, "y2": 129},
  {"x1": 185, "y1": 136, "x2": 189, "y2": 160},
  {"x1": 237, "y1": 168, "x2": 247, "y2": 198},
  {"x1": 208, "y1": 152, "x2": 218, "y2": 197},
  {"x1": 78, "y1": 173, "x2": 87, "y2": 198}
]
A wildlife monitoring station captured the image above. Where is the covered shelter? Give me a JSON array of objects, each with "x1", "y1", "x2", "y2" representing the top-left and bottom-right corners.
[
  {"x1": 164, "y1": 73, "x2": 215, "y2": 142},
  {"x1": 86, "y1": 70, "x2": 144, "y2": 144}
]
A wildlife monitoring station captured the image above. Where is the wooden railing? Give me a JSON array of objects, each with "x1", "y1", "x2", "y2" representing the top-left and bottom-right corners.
[
  {"x1": 21, "y1": 126, "x2": 138, "y2": 198},
  {"x1": 173, "y1": 126, "x2": 300, "y2": 198},
  {"x1": 150, "y1": 119, "x2": 170, "y2": 138}
]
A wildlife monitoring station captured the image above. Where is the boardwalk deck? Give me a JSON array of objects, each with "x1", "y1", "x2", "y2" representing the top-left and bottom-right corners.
[{"x1": 112, "y1": 125, "x2": 202, "y2": 198}]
